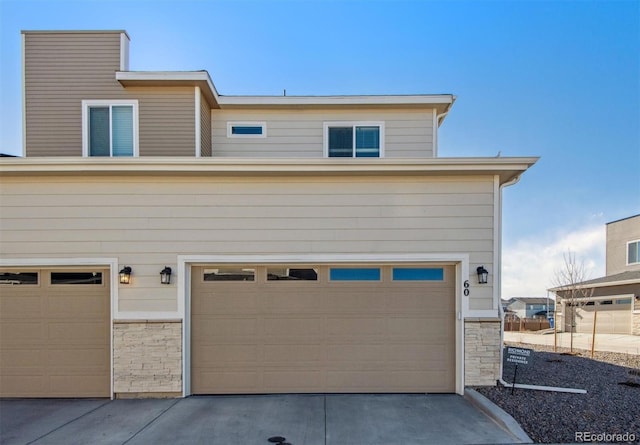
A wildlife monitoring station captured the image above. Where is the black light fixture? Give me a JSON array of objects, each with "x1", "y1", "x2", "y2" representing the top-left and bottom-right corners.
[
  {"x1": 160, "y1": 266, "x2": 172, "y2": 285},
  {"x1": 476, "y1": 266, "x2": 489, "y2": 284},
  {"x1": 119, "y1": 266, "x2": 132, "y2": 284}
]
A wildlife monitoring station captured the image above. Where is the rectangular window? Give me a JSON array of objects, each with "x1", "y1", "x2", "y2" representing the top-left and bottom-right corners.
[
  {"x1": 329, "y1": 268, "x2": 381, "y2": 281},
  {"x1": 227, "y1": 122, "x2": 266, "y2": 138},
  {"x1": 51, "y1": 272, "x2": 102, "y2": 285},
  {"x1": 392, "y1": 267, "x2": 444, "y2": 281},
  {"x1": 325, "y1": 122, "x2": 384, "y2": 158},
  {"x1": 83, "y1": 100, "x2": 138, "y2": 157},
  {"x1": 628, "y1": 240, "x2": 640, "y2": 265},
  {"x1": 267, "y1": 268, "x2": 318, "y2": 281},
  {"x1": 0, "y1": 272, "x2": 38, "y2": 285},
  {"x1": 203, "y1": 268, "x2": 255, "y2": 281}
]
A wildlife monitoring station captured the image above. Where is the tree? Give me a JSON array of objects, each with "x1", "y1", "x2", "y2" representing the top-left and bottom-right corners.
[{"x1": 551, "y1": 251, "x2": 595, "y2": 353}]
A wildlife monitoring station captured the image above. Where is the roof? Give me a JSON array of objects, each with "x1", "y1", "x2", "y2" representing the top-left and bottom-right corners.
[
  {"x1": 508, "y1": 297, "x2": 553, "y2": 305},
  {"x1": 549, "y1": 270, "x2": 640, "y2": 291},
  {"x1": 115, "y1": 71, "x2": 456, "y2": 117},
  {"x1": 606, "y1": 214, "x2": 640, "y2": 225},
  {"x1": 0, "y1": 157, "x2": 538, "y2": 185}
]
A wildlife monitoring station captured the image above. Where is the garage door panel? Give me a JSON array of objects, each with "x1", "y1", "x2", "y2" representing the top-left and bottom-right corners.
[
  {"x1": 1, "y1": 321, "x2": 44, "y2": 343},
  {"x1": 46, "y1": 295, "x2": 108, "y2": 317},
  {"x1": 0, "y1": 348, "x2": 46, "y2": 367},
  {"x1": 264, "y1": 371, "x2": 324, "y2": 391},
  {"x1": 47, "y1": 322, "x2": 109, "y2": 345},
  {"x1": 0, "y1": 296, "x2": 42, "y2": 318},
  {"x1": 48, "y1": 374, "x2": 109, "y2": 397},
  {"x1": 197, "y1": 370, "x2": 261, "y2": 393},
  {"x1": 264, "y1": 293, "x2": 326, "y2": 313},
  {"x1": 193, "y1": 317, "x2": 259, "y2": 337},
  {"x1": 326, "y1": 318, "x2": 387, "y2": 337},
  {"x1": 0, "y1": 374, "x2": 46, "y2": 396},
  {"x1": 194, "y1": 293, "x2": 258, "y2": 314},
  {"x1": 47, "y1": 348, "x2": 110, "y2": 368},
  {"x1": 326, "y1": 293, "x2": 387, "y2": 313},
  {"x1": 263, "y1": 344, "x2": 324, "y2": 363},
  {"x1": 264, "y1": 317, "x2": 324, "y2": 337}
]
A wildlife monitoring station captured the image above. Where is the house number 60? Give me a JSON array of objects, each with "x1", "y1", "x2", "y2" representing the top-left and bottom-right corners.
[{"x1": 463, "y1": 280, "x2": 470, "y2": 296}]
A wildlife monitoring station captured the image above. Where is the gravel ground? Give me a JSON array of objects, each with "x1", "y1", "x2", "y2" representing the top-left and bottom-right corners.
[{"x1": 475, "y1": 342, "x2": 640, "y2": 443}]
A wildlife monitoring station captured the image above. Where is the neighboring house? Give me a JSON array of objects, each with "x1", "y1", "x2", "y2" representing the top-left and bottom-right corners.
[
  {"x1": 0, "y1": 30, "x2": 537, "y2": 399},
  {"x1": 551, "y1": 214, "x2": 640, "y2": 336},
  {"x1": 505, "y1": 297, "x2": 554, "y2": 319}
]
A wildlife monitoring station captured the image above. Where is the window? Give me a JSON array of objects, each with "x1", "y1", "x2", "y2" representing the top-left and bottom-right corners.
[
  {"x1": 0, "y1": 272, "x2": 38, "y2": 285},
  {"x1": 82, "y1": 100, "x2": 138, "y2": 157},
  {"x1": 628, "y1": 240, "x2": 640, "y2": 265},
  {"x1": 227, "y1": 122, "x2": 266, "y2": 138},
  {"x1": 324, "y1": 122, "x2": 384, "y2": 158},
  {"x1": 51, "y1": 272, "x2": 102, "y2": 285},
  {"x1": 203, "y1": 268, "x2": 255, "y2": 281},
  {"x1": 267, "y1": 267, "x2": 318, "y2": 281},
  {"x1": 392, "y1": 267, "x2": 444, "y2": 281},
  {"x1": 329, "y1": 267, "x2": 381, "y2": 281}
]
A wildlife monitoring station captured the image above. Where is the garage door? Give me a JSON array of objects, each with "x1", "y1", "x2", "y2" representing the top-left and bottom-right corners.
[
  {"x1": 191, "y1": 264, "x2": 456, "y2": 394},
  {"x1": 573, "y1": 299, "x2": 632, "y2": 335},
  {"x1": 0, "y1": 268, "x2": 110, "y2": 397}
]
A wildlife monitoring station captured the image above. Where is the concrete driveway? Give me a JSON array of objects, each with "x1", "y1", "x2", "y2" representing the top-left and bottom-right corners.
[{"x1": 1, "y1": 394, "x2": 524, "y2": 445}]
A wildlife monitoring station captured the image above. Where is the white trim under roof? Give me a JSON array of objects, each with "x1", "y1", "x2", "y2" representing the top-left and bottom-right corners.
[{"x1": 218, "y1": 94, "x2": 456, "y2": 107}]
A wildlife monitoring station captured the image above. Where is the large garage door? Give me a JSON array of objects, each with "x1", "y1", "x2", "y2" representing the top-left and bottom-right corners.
[
  {"x1": 573, "y1": 299, "x2": 632, "y2": 335},
  {"x1": 0, "y1": 268, "x2": 110, "y2": 397},
  {"x1": 191, "y1": 264, "x2": 456, "y2": 394}
]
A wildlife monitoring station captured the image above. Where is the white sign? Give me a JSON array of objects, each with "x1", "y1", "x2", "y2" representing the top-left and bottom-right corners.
[{"x1": 505, "y1": 347, "x2": 531, "y2": 366}]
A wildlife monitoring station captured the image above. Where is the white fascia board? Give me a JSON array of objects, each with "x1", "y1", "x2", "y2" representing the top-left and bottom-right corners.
[
  {"x1": 217, "y1": 94, "x2": 455, "y2": 107},
  {"x1": 551, "y1": 279, "x2": 640, "y2": 292},
  {"x1": 115, "y1": 71, "x2": 220, "y2": 102}
]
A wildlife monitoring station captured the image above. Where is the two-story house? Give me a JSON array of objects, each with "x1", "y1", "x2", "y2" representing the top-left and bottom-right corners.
[
  {"x1": 504, "y1": 297, "x2": 554, "y2": 319},
  {"x1": 0, "y1": 30, "x2": 537, "y2": 399},
  {"x1": 552, "y1": 214, "x2": 640, "y2": 336}
]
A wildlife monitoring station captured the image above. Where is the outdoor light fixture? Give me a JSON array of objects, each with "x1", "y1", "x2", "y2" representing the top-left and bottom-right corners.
[
  {"x1": 160, "y1": 266, "x2": 172, "y2": 285},
  {"x1": 476, "y1": 266, "x2": 489, "y2": 284},
  {"x1": 119, "y1": 266, "x2": 132, "y2": 285}
]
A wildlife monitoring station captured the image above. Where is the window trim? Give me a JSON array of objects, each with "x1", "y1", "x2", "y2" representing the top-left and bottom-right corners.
[
  {"x1": 82, "y1": 100, "x2": 139, "y2": 157},
  {"x1": 226, "y1": 121, "x2": 267, "y2": 138},
  {"x1": 323, "y1": 121, "x2": 385, "y2": 158},
  {"x1": 627, "y1": 239, "x2": 640, "y2": 266}
]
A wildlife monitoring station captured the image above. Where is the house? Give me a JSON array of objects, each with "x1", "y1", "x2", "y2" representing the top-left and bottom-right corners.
[
  {"x1": 504, "y1": 297, "x2": 554, "y2": 319},
  {"x1": 0, "y1": 30, "x2": 537, "y2": 399},
  {"x1": 551, "y1": 215, "x2": 640, "y2": 335}
]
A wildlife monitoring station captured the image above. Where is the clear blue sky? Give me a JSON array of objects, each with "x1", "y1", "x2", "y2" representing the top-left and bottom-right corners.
[{"x1": 1, "y1": 0, "x2": 639, "y2": 297}]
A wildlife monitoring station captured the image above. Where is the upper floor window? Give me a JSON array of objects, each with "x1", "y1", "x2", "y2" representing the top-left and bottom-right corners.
[
  {"x1": 324, "y1": 122, "x2": 384, "y2": 158},
  {"x1": 628, "y1": 240, "x2": 640, "y2": 265},
  {"x1": 82, "y1": 100, "x2": 138, "y2": 157},
  {"x1": 227, "y1": 122, "x2": 266, "y2": 138}
]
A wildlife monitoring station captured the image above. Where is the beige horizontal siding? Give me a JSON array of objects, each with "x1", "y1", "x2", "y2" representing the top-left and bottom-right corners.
[
  {"x1": 1, "y1": 174, "x2": 495, "y2": 312},
  {"x1": 211, "y1": 110, "x2": 434, "y2": 158},
  {"x1": 24, "y1": 33, "x2": 195, "y2": 157}
]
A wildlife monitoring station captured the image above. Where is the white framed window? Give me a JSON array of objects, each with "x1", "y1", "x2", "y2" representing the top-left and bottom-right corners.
[
  {"x1": 227, "y1": 122, "x2": 266, "y2": 138},
  {"x1": 82, "y1": 100, "x2": 139, "y2": 157},
  {"x1": 323, "y1": 122, "x2": 384, "y2": 158},
  {"x1": 628, "y1": 239, "x2": 640, "y2": 265}
]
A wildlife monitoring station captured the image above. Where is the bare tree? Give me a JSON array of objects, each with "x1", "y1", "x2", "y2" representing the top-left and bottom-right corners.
[{"x1": 551, "y1": 251, "x2": 595, "y2": 353}]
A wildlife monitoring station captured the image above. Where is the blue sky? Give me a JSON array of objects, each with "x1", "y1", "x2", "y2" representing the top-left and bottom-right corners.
[{"x1": 1, "y1": 0, "x2": 638, "y2": 297}]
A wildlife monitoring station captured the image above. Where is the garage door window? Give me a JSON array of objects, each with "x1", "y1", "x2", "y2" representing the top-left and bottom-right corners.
[
  {"x1": 392, "y1": 268, "x2": 444, "y2": 281},
  {"x1": 50, "y1": 272, "x2": 103, "y2": 285},
  {"x1": 0, "y1": 272, "x2": 38, "y2": 285},
  {"x1": 329, "y1": 268, "x2": 381, "y2": 281},
  {"x1": 203, "y1": 268, "x2": 255, "y2": 281},
  {"x1": 267, "y1": 268, "x2": 318, "y2": 281}
]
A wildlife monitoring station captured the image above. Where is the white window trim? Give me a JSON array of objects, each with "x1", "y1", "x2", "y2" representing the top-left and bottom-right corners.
[
  {"x1": 226, "y1": 121, "x2": 267, "y2": 138},
  {"x1": 82, "y1": 100, "x2": 139, "y2": 157},
  {"x1": 627, "y1": 239, "x2": 640, "y2": 265},
  {"x1": 323, "y1": 121, "x2": 385, "y2": 158}
]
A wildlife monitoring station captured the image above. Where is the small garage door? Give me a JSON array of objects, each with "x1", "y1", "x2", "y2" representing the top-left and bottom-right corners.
[
  {"x1": 191, "y1": 264, "x2": 456, "y2": 394},
  {"x1": 572, "y1": 299, "x2": 632, "y2": 335},
  {"x1": 0, "y1": 268, "x2": 110, "y2": 397}
]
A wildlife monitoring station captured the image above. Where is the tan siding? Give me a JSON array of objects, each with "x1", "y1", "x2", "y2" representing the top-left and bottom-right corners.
[
  {"x1": 211, "y1": 109, "x2": 434, "y2": 158},
  {"x1": 200, "y1": 94, "x2": 212, "y2": 157},
  {"x1": 606, "y1": 215, "x2": 640, "y2": 275},
  {"x1": 24, "y1": 32, "x2": 195, "y2": 157},
  {"x1": 0, "y1": 175, "x2": 495, "y2": 312}
]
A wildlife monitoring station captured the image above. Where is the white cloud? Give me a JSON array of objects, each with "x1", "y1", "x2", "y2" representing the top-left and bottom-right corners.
[{"x1": 502, "y1": 224, "x2": 606, "y2": 299}]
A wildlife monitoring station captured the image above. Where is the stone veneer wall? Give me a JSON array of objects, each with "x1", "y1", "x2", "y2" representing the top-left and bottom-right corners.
[
  {"x1": 113, "y1": 320, "x2": 182, "y2": 397},
  {"x1": 464, "y1": 319, "x2": 501, "y2": 386}
]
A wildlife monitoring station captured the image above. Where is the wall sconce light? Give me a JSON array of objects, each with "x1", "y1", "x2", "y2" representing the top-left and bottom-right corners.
[
  {"x1": 476, "y1": 266, "x2": 489, "y2": 284},
  {"x1": 119, "y1": 266, "x2": 132, "y2": 285},
  {"x1": 160, "y1": 266, "x2": 172, "y2": 285}
]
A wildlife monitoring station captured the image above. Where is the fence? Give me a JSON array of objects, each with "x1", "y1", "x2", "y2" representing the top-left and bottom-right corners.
[{"x1": 504, "y1": 318, "x2": 551, "y2": 332}]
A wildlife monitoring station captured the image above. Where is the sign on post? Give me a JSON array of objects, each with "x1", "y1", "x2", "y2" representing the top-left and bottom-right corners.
[{"x1": 504, "y1": 347, "x2": 532, "y2": 394}]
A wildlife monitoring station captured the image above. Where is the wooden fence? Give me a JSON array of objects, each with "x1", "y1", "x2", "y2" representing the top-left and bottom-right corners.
[{"x1": 504, "y1": 318, "x2": 551, "y2": 332}]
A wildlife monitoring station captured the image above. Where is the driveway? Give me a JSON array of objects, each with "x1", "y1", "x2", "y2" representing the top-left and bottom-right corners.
[{"x1": 1, "y1": 394, "x2": 524, "y2": 445}]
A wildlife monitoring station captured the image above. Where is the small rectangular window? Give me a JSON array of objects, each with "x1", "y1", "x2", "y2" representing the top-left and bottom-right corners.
[
  {"x1": 325, "y1": 122, "x2": 383, "y2": 158},
  {"x1": 329, "y1": 268, "x2": 380, "y2": 281},
  {"x1": 203, "y1": 268, "x2": 255, "y2": 281},
  {"x1": 628, "y1": 240, "x2": 640, "y2": 265},
  {"x1": 267, "y1": 268, "x2": 318, "y2": 281},
  {"x1": 227, "y1": 122, "x2": 266, "y2": 138},
  {"x1": 0, "y1": 272, "x2": 38, "y2": 285},
  {"x1": 51, "y1": 272, "x2": 102, "y2": 285},
  {"x1": 83, "y1": 100, "x2": 137, "y2": 157},
  {"x1": 392, "y1": 267, "x2": 444, "y2": 281},
  {"x1": 616, "y1": 298, "x2": 632, "y2": 305}
]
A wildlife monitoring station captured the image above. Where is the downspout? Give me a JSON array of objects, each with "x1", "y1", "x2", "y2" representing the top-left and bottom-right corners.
[
  {"x1": 433, "y1": 111, "x2": 449, "y2": 157},
  {"x1": 497, "y1": 175, "x2": 586, "y2": 394}
]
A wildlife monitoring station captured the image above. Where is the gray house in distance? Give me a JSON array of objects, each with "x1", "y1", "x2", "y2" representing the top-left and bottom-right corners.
[
  {"x1": 504, "y1": 297, "x2": 554, "y2": 319},
  {"x1": 0, "y1": 30, "x2": 537, "y2": 399},
  {"x1": 552, "y1": 214, "x2": 640, "y2": 335}
]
